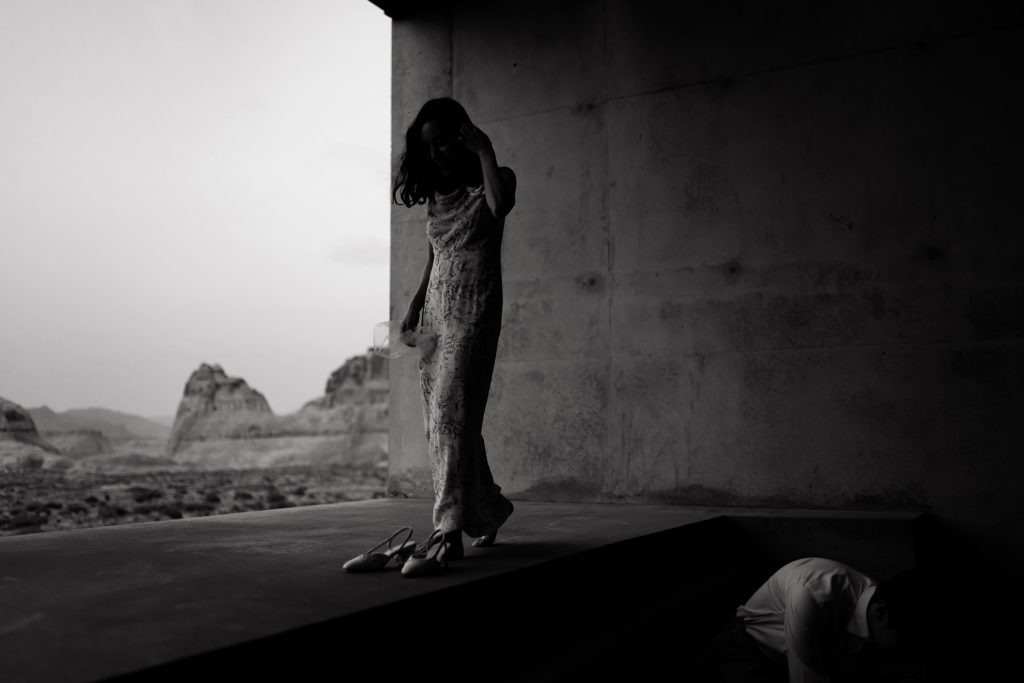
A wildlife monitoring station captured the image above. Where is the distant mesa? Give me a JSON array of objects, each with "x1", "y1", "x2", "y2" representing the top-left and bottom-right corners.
[
  {"x1": 28, "y1": 405, "x2": 171, "y2": 443},
  {"x1": 286, "y1": 352, "x2": 389, "y2": 453},
  {"x1": 166, "y1": 355, "x2": 388, "y2": 469},
  {"x1": 0, "y1": 396, "x2": 62, "y2": 468},
  {"x1": 304, "y1": 353, "x2": 388, "y2": 410},
  {"x1": 25, "y1": 405, "x2": 62, "y2": 433},
  {"x1": 4, "y1": 353, "x2": 390, "y2": 472}
]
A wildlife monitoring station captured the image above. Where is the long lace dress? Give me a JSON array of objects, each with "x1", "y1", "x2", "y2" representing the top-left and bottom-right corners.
[{"x1": 418, "y1": 181, "x2": 514, "y2": 537}]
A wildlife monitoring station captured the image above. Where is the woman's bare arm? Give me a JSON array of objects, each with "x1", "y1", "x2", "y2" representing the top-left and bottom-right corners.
[
  {"x1": 479, "y1": 150, "x2": 516, "y2": 218},
  {"x1": 402, "y1": 242, "x2": 434, "y2": 332},
  {"x1": 459, "y1": 123, "x2": 516, "y2": 218}
]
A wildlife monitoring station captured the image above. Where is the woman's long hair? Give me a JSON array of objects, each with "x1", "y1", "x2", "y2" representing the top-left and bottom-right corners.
[{"x1": 392, "y1": 97, "x2": 475, "y2": 207}]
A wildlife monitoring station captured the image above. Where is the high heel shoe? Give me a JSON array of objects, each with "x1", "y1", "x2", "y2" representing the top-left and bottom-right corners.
[
  {"x1": 343, "y1": 526, "x2": 417, "y2": 572},
  {"x1": 401, "y1": 528, "x2": 449, "y2": 578}
]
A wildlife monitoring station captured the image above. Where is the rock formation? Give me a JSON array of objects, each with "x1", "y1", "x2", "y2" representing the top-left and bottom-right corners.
[
  {"x1": 303, "y1": 353, "x2": 389, "y2": 409},
  {"x1": 166, "y1": 363, "x2": 275, "y2": 454},
  {"x1": 290, "y1": 351, "x2": 389, "y2": 462},
  {"x1": 0, "y1": 396, "x2": 62, "y2": 467},
  {"x1": 166, "y1": 354, "x2": 389, "y2": 468}
]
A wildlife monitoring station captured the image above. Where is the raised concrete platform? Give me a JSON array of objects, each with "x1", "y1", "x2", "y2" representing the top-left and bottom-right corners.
[{"x1": 0, "y1": 499, "x2": 921, "y2": 683}]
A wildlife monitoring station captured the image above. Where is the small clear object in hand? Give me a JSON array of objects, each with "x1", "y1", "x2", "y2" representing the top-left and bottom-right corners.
[{"x1": 373, "y1": 320, "x2": 436, "y2": 359}]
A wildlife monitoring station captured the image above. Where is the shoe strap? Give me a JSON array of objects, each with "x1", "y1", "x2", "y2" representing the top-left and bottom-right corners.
[
  {"x1": 365, "y1": 525, "x2": 414, "y2": 555},
  {"x1": 412, "y1": 528, "x2": 445, "y2": 558}
]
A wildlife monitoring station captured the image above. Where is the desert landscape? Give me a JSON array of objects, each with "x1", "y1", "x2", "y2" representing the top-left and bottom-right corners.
[{"x1": 0, "y1": 352, "x2": 390, "y2": 536}]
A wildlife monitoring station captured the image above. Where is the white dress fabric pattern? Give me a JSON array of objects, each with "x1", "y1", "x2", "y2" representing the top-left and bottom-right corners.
[{"x1": 419, "y1": 182, "x2": 514, "y2": 537}]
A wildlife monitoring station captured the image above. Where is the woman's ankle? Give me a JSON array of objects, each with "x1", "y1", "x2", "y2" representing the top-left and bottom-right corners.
[
  {"x1": 473, "y1": 531, "x2": 497, "y2": 547},
  {"x1": 443, "y1": 530, "x2": 465, "y2": 559}
]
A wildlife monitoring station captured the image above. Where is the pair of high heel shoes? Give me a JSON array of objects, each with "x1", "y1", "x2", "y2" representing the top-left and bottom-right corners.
[{"x1": 342, "y1": 526, "x2": 450, "y2": 578}]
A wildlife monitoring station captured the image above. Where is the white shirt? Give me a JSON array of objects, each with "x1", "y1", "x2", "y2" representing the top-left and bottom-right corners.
[{"x1": 736, "y1": 557, "x2": 877, "y2": 683}]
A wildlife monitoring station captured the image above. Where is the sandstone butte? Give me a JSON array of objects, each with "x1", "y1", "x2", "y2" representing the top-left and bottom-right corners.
[
  {"x1": 0, "y1": 396, "x2": 62, "y2": 468},
  {"x1": 1, "y1": 352, "x2": 389, "y2": 471},
  {"x1": 165, "y1": 354, "x2": 389, "y2": 468}
]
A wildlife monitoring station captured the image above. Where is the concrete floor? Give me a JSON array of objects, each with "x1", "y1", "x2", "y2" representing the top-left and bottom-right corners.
[{"x1": 0, "y1": 498, "x2": 721, "y2": 683}]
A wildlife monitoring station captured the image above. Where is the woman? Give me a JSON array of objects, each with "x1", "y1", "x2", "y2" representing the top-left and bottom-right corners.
[{"x1": 394, "y1": 97, "x2": 516, "y2": 563}]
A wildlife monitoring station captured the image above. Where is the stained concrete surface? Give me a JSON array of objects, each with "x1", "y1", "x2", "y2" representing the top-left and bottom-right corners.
[
  {"x1": 0, "y1": 498, "x2": 718, "y2": 683},
  {"x1": 0, "y1": 499, "x2": 923, "y2": 683}
]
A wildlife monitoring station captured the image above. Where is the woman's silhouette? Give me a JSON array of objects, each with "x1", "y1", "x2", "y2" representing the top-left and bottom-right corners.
[{"x1": 394, "y1": 97, "x2": 516, "y2": 566}]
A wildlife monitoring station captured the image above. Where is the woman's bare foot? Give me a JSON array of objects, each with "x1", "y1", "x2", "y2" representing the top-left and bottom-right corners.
[
  {"x1": 474, "y1": 501, "x2": 512, "y2": 548},
  {"x1": 473, "y1": 531, "x2": 497, "y2": 547}
]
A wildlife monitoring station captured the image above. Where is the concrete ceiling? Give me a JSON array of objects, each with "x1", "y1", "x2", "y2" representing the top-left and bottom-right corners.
[{"x1": 366, "y1": 0, "x2": 440, "y2": 19}]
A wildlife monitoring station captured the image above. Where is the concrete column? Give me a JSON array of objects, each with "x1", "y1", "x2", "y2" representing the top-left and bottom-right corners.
[{"x1": 388, "y1": 4, "x2": 452, "y2": 496}]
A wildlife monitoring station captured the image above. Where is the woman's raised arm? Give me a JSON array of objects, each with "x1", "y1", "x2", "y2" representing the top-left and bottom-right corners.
[{"x1": 458, "y1": 123, "x2": 516, "y2": 218}]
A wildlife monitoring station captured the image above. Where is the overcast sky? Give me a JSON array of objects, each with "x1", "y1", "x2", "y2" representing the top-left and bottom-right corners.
[{"x1": 1, "y1": 0, "x2": 391, "y2": 418}]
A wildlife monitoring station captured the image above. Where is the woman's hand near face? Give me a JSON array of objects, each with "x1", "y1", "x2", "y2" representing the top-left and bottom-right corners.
[
  {"x1": 457, "y1": 121, "x2": 514, "y2": 217},
  {"x1": 458, "y1": 123, "x2": 493, "y2": 157}
]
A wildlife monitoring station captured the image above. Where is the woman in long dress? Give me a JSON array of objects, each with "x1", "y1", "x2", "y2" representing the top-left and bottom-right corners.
[{"x1": 394, "y1": 98, "x2": 516, "y2": 561}]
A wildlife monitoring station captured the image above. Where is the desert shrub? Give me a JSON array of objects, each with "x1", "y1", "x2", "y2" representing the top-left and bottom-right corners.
[
  {"x1": 129, "y1": 487, "x2": 163, "y2": 503},
  {"x1": 1, "y1": 462, "x2": 387, "y2": 535},
  {"x1": 21, "y1": 455, "x2": 44, "y2": 470},
  {"x1": 183, "y1": 502, "x2": 215, "y2": 514},
  {"x1": 98, "y1": 505, "x2": 128, "y2": 519},
  {"x1": 45, "y1": 501, "x2": 63, "y2": 510},
  {"x1": 154, "y1": 503, "x2": 183, "y2": 519},
  {"x1": 7, "y1": 513, "x2": 47, "y2": 529}
]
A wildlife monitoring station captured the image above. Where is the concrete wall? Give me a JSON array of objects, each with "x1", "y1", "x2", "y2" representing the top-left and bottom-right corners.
[{"x1": 387, "y1": 1, "x2": 1024, "y2": 575}]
